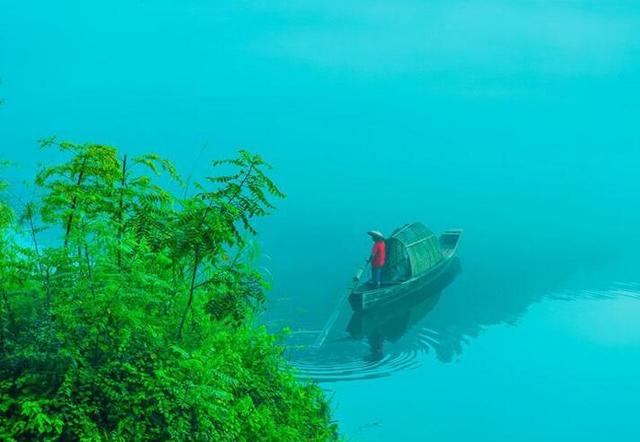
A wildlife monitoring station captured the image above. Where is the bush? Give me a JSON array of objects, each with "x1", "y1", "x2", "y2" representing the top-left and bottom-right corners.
[{"x1": 0, "y1": 141, "x2": 338, "y2": 441}]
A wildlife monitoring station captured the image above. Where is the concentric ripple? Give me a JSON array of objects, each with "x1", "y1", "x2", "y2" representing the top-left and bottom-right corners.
[
  {"x1": 284, "y1": 281, "x2": 640, "y2": 383},
  {"x1": 291, "y1": 349, "x2": 423, "y2": 383},
  {"x1": 284, "y1": 330, "x2": 436, "y2": 383}
]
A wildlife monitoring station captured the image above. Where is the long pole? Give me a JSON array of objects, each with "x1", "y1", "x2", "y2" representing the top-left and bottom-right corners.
[{"x1": 312, "y1": 259, "x2": 369, "y2": 349}]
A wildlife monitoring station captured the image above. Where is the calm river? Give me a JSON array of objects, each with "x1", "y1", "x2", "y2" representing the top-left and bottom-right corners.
[{"x1": 2, "y1": 1, "x2": 640, "y2": 441}]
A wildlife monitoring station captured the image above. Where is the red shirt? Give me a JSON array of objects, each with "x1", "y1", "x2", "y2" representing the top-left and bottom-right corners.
[{"x1": 371, "y1": 240, "x2": 386, "y2": 268}]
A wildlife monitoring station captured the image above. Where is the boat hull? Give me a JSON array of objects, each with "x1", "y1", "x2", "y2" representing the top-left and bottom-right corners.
[{"x1": 349, "y1": 256, "x2": 458, "y2": 312}]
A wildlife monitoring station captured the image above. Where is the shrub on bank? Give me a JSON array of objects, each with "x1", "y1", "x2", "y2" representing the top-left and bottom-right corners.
[{"x1": 0, "y1": 142, "x2": 338, "y2": 441}]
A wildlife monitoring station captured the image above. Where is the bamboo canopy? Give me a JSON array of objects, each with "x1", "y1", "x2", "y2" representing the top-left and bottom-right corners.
[{"x1": 381, "y1": 222, "x2": 443, "y2": 282}]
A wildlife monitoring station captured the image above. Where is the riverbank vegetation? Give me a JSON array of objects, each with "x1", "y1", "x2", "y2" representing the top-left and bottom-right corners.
[{"x1": 0, "y1": 141, "x2": 338, "y2": 440}]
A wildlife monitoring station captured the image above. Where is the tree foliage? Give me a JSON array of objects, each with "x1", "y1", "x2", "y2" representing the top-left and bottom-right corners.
[{"x1": 0, "y1": 141, "x2": 338, "y2": 441}]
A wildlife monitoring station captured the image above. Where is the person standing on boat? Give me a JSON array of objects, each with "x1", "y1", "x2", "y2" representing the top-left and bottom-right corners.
[{"x1": 367, "y1": 230, "x2": 386, "y2": 288}]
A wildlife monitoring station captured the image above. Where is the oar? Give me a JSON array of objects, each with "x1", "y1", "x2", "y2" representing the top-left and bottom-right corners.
[{"x1": 311, "y1": 259, "x2": 369, "y2": 349}]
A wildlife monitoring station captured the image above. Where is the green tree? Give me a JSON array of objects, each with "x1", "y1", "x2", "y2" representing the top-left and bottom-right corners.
[{"x1": 0, "y1": 141, "x2": 338, "y2": 441}]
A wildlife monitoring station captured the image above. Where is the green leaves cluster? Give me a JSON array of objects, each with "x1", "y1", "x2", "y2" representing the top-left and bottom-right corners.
[{"x1": 0, "y1": 141, "x2": 338, "y2": 441}]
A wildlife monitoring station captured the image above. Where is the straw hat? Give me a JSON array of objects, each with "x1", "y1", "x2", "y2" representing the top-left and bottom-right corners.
[{"x1": 367, "y1": 230, "x2": 384, "y2": 239}]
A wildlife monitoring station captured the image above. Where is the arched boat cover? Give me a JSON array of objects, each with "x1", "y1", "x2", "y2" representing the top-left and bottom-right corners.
[{"x1": 382, "y1": 222, "x2": 443, "y2": 282}]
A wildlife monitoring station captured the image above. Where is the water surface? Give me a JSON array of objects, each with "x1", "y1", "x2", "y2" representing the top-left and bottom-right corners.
[{"x1": 2, "y1": 1, "x2": 640, "y2": 440}]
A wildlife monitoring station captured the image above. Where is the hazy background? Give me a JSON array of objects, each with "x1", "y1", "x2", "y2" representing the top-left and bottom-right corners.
[
  {"x1": 2, "y1": 1, "x2": 640, "y2": 440},
  {"x1": 3, "y1": 0, "x2": 640, "y2": 308}
]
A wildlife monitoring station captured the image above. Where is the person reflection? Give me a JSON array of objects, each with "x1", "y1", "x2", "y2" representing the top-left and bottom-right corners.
[
  {"x1": 350, "y1": 259, "x2": 461, "y2": 363},
  {"x1": 366, "y1": 333, "x2": 385, "y2": 361}
]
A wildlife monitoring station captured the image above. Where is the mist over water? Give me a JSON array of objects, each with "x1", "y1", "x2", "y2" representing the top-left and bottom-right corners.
[{"x1": 2, "y1": 1, "x2": 640, "y2": 440}]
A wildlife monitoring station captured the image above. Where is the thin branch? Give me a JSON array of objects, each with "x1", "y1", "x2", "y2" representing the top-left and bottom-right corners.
[
  {"x1": 64, "y1": 157, "x2": 88, "y2": 248},
  {"x1": 227, "y1": 161, "x2": 255, "y2": 206},
  {"x1": 117, "y1": 154, "x2": 128, "y2": 269},
  {"x1": 26, "y1": 205, "x2": 53, "y2": 306},
  {"x1": 182, "y1": 141, "x2": 209, "y2": 199},
  {"x1": 177, "y1": 248, "x2": 201, "y2": 340},
  {"x1": 26, "y1": 204, "x2": 41, "y2": 257}
]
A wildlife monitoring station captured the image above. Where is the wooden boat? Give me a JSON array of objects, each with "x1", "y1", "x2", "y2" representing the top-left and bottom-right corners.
[
  {"x1": 347, "y1": 258, "x2": 460, "y2": 340},
  {"x1": 349, "y1": 223, "x2": 462, "y2": 312}
]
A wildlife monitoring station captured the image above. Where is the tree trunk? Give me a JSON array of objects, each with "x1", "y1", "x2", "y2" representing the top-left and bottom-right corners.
[{"x1": 177, "y1": 248, "x2": 200, "y2": 340}]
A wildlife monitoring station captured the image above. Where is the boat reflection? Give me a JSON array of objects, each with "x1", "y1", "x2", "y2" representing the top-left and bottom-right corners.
[
  {"x1": 347, "y1": 258, "x2": 461, "y2": 361},
  {"x1": 287, "y1": 246, "x2": 640, "y2": 382}
]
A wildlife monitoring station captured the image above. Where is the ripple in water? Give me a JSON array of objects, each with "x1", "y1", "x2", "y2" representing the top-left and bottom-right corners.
[
  {"x1": 285, "y1": 277, "x2": 640, "y2": 383},
  {"x1": 287, "y1": 339, "x2": 425, "y2": 383},
  {"x1": 285, "y1": 261, "x2": 462, "y2": 383},
  {"x1": 284, "y1": 295, "x2": 451, "y2": 382}
]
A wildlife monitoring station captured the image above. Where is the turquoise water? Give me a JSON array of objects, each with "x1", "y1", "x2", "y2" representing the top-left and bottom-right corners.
[{"x1": 2, "y1": 1, "x2": 640, "y2": 440}]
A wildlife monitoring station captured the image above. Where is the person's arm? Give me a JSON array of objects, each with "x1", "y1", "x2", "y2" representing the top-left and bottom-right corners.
[
  {"x1": 367, "y1": 244, "x2": 376, "y2": 263},
  {"x1": 369, "y1": 243, "x2": 379, "y2": 263}
]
